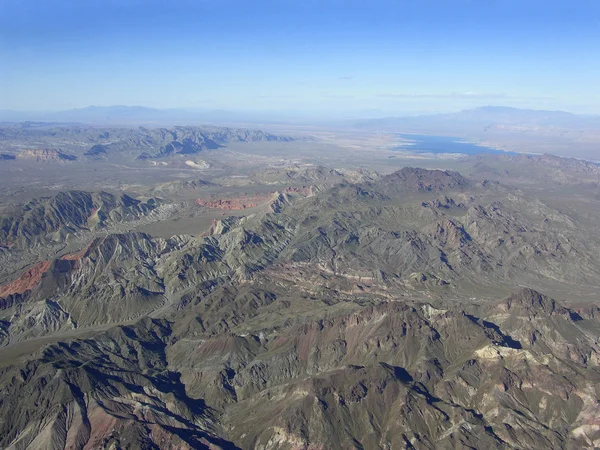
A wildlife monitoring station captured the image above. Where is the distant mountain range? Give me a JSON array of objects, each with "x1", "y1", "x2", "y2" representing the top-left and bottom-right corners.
[
  {"x1": 355, "y1": 106, "x2": 600, "y2": 131},
  {"x1": 3, "y1": 105, "x2": 600, "y2": 128},
  {"x1": 0, "y1": 106, "x2": 254, "y2": 126},
  {"x1": 0, "y1": 105, "x2": 380, "y2": 126},
  {"x1": 354, "y1": 106, "x2": 600, "y2": 160}
]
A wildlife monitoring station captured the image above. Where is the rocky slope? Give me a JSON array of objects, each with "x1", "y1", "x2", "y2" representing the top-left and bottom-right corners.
[
  {"x1": 0, "y1": 190, "x2": 160, "y2": 249},
  {"x1": 1, "y1": 287, "x2": 599, "y2": 449}
]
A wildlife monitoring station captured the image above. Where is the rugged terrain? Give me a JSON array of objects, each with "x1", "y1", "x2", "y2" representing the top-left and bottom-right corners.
[
  {"x1": 1, "y1": 123, "x2": 600, "y2": 449},
  {"x1": 0, "y1": 124, "x2": 299, "y2": 163}
]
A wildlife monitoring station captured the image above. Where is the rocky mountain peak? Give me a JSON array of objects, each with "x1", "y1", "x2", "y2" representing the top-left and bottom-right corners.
[
  {"x1": 502, "y1": 288, "x2": 570, "y2": 316},
  {"x1": 381, "y1": 167, "x2": 470, "y2": 192}
]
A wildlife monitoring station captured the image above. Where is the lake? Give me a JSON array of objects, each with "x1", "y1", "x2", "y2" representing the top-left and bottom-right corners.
[{"x1": 396, "y1": 134, "x2": 520, "y2": 156}]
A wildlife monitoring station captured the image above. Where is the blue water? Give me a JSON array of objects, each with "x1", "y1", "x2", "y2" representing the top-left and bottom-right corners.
[{"x1": 395, "y1": 134, "x2": 520, "y2": 156}]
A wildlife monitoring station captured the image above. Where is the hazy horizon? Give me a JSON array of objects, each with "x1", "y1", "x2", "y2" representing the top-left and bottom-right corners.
[
  {"x1": 3, "y1": 103, "x2": 599, "y2": 129},
  {"x1": 2, "y1": 103, "x2": 597, "y2": 116}
]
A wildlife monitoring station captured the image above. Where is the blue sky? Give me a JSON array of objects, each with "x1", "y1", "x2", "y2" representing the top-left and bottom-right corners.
[{"x1": 1, "y1": 0, "x2": 600, "y2": 114}]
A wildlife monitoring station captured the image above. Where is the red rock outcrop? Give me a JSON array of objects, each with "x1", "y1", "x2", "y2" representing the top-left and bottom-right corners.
[
  {"x1": 196, "y1": 193, "x2": 272, "y2": 210},
  {"x1": 0, "y1": 260, "x2": 52, "y2": 297}
]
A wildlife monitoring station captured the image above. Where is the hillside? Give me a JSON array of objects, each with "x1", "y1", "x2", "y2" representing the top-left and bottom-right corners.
[{"x1": 1, "y1": 164, "x2": 600, "y2": 448}]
